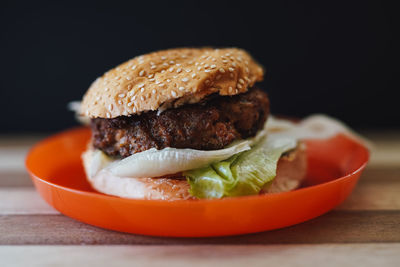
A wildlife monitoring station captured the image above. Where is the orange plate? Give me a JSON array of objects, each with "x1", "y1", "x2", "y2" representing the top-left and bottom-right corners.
[{"x1": 26, "y1": 127, "x2": 369, "y2": 237}]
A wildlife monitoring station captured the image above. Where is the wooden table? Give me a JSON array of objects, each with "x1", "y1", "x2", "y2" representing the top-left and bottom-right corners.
[{"x1": 0, "y1": 131, "x2": 399, "y2": 266}]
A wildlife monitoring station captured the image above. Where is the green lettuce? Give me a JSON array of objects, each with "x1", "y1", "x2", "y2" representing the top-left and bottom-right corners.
[{"x1": 184, "y1": 136, "x2": 297, "y2": 199}]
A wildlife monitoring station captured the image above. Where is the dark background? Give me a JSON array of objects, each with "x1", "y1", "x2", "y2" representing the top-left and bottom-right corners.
[{"x1": 1, "y1": 1, "x2": 398, "y2": 133}]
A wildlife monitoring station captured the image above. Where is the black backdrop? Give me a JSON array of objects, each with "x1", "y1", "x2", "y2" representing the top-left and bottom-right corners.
[{"x1": 1, "y1": 1, "x2": 398, "y2": 133}]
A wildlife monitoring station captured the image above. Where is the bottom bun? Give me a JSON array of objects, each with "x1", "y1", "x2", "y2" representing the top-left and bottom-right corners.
[{"x1": 82, "y1": 143, "x2": 307, "y2": 200}]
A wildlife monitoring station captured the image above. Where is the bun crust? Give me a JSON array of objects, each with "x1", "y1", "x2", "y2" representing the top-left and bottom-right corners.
[
  {"x1": 80, "y1": 48, "x2": 264, "y2": 118},
  {"x1": 264, "y1": 143, "x2": 307, "y2": 193},
  {"x1": 82, "y1": 144, "x2": 306, "y2": 200}
]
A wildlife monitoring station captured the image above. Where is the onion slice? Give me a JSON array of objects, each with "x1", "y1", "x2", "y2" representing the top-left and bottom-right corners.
[{"x1": 107, "y1": 140, "x2": 252, "y2": 178}]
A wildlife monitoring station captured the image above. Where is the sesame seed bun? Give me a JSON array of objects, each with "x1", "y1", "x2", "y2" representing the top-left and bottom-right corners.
[
  {"x1": 82, "y1": 144, "x2": 306, "y2": 200},
  {"x1": 80, "y1": 47, "x2": 264, "y2": 118}
]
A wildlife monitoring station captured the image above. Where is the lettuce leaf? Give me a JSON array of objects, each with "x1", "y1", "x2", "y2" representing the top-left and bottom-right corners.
[{"x1": 184, "y1": 136, "x2": 297, "y2": 199}]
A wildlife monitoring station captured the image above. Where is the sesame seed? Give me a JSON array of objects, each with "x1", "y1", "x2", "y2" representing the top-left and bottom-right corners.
[
  {"x1": 108, "y1": 104, "x2": 113, "y2": 111},
  {"x1": 239, "y1": 78, "x2": 245, "y2": 84},
  {"x1": 178, "y1": 86, "x2": 185, "y2": 91},
  {"x1": 237, "y1": 84, "x2": 243, "y2": 89},
  {"x1": 161, "y1": 56, "x2": 166, "y2": 60},
  {"x1": 118, "y1": 93, "x2": 125, "y2": 98},
  {"x1": 204, "y1": 69, "x2": 211, "y2": 72},
  {"x1": 197, "y1": 66, "x2": 202, "y2": 71},
  {"x1": 181, "y1": 77, "x2": 189, "y2": 82},
  {"x1": 176, "y1": 63, "x2": 181, "y2": 67},
  {"x1": 228, "y1": 86, "x2": 233, "y2": 93},
  {"x1": 96, "y1": 96, "x2": 101, "y2": 101},
  {"x1": 237, "y1": 57, "x2": 242, "y2": 62},
  {"x1": 107, "y1": 113, "x2": 111, "y2": 118},
  {"x1": 169, "y1": 67, "x2": 174, "y2": 72},
  {"x1": 105, "y1": 87, "x2": 109, "y2": 92},
  {"x1": 150, "y1": 61, "x2": 155, "y2": 65},
  {"x1": 152, "y1": 89, "x2": 156, "y2": 94},
  {"x1": 140, "y1": 96, "x2": 144, "y2": 101},
  {"x1": 114, "y1": 76, "x2": 120, "y2": 80},
  {"x1": 126, "y1": 76, "x2": 131, "y2": 80},
  {"x1": 167, "y1": 79, "x2": 171, "y2": 82},
  {"x1": 191, "y1": 73, "x2": 196, "y2": 78},
  {"x1": 169, "y1": 60, "x2": 175, "y2": 64},
  {"x1": 149, "y1": 78, "x2": 155, "y2": 82},
  {"x1": 118, "y1": 100, "x2": 123, "y2": 105},
  {"x1": 151, "y1": 65, "x2": 157, "y2": 69},
  {"x1": 171, "y1": 90, "x2": 177, "y2": 97},
  {"x1": 210, "y1": 64, "x2": 216, "y2": 69},
  {"x1": 128, "y1": 102, "x2": 133, "y2": 107},
  {"x1": 222, "y1": 60, "x2": 228, "y2": 63},
  {"x1": 185, "y1": 69, "x2": 191, "y2": 72},
  {"x1": 140, "y1": 87, "x2": 145, "y2": 92},
  {"x1": 139, "y1": 70, "x2": 145, "y2": 76},
  {"x1": 176, "y1": 68, "x2": 182, "y2": 73},
  {"x1": 131, "y1": 65, "x2": 137, "y2": 70},
  {"x1": 138, "y1": 83, "x2": 144, "y2": 88},
  {"x1": 232, "y1": 62, "x2": 237, "y2": 67},
  {"x1": 228, "y1": 67, "x2": 234, "y2": 72},
  {"x1": 161, "y1": 70, "x2": 165, "y2": 73},
  {"x1": 133, "y1": 107, "x2": 137, "y2": 112},
  {"x1": 195, "y1": 62, "x2": 199, "y2": 66},
  {"x1": 245, "y1": 67, "x2": 250, "y2": 73},
  {"x1": 131, "y1": 95, "x2": 137, "y2": 101},
  {"x1": 219, "y1": 68, "x2": 225, "y2": 73},
  {"x1": 158, "y1": 83, "x2": 164, "y2": 87},
  {"x1": 204, "y1": 64, "x2": 209, "y2": 68},
  {"x1": 148, "y1": 74, "x2": 154, "y2": 79},
  {"x1": 163, "y1": 62, "x2": 168, "y2": 67},
  {"x1": 155, "y1": 80, "x2": 160, "y2": 84}
]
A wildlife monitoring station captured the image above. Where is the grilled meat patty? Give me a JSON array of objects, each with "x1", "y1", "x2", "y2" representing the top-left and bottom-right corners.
[{"x1": 91, "y1": 87, "x2": 270, "y2": 158}]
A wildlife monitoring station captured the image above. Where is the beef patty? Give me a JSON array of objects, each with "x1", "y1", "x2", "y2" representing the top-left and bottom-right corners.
[{"x1": 91, "y1": 87, "x2": 270, "y2": 158}]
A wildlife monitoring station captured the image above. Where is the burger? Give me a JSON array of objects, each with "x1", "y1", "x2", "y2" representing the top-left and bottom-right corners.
[{"x1": 79, "y1": 48, "x2": 307, "y2": 200}]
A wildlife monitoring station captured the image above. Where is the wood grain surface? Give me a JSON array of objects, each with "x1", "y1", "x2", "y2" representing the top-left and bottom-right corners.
[
  {"x1": 0, "y1": 131, "x2": 399, "y2": 266},
  {"x1": 1, "y1": 244, "x2": 399, "y2": 267}
]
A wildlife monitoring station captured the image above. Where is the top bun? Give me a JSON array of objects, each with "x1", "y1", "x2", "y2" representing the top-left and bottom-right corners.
[{"x1": 80, "y1": 47, "x2": 264, "y2": 118}]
